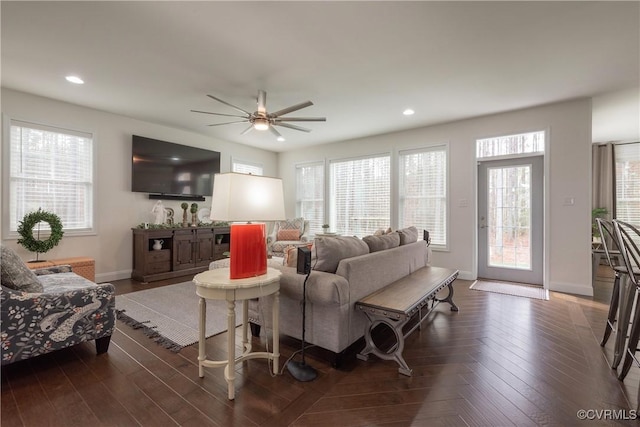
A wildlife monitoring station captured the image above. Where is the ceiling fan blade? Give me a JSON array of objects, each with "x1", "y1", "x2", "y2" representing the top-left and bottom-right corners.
[
  {"x1": 273, "y1": 117, "x2": 326, "y2": 122},
  {"x1": 240, "y1": 124, "x2": 254, "y2": 135},
  {"x1": 191, "y1": 110, "x2": 248, "y2": 119},
  {"x1": 257, "y1": 90, "x2": 267, "y2": 114},
  {"x1": 274, "y1": 122, "x2": 311, "y2": 133},
  {"x1": 269, "y1": 101, "x2": 313, "y2": 118},
  {"x1": 269, "y1": 126, "x2": 282, "y2": 138},
  {"x1": 206, "y1": 120, "x2": 249, "y2": 127},
  {"x1": 206, "y1": 94, "x2": 252, "y2": 116}
]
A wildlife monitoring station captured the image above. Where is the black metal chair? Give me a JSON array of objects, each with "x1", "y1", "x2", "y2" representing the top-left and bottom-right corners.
[
  {"x1": 596, "y1": 218, "x2": 631, "y2": 369},
  {"x1": 612, "y1": 220, "x2": 640, "y2": 381}
]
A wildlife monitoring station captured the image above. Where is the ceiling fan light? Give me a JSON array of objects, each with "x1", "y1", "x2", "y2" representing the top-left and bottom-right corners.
[{"x1": 253, "y1": 118, "x2": 269, "y2": 131}]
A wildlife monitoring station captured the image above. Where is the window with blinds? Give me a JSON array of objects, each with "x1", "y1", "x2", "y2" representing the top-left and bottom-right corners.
[
  {"x1": 232, "y1": 159, "x2": 263, "y2": 175},
  {"x1": 8, "y1": 120, "x2": 94, "y2": 234},
  {"x1": 477, "y1": 131, "x2": 545, "y2": 159},
  {"x1": 615, "y1": 142, "x2": 640, "y2": 225},
  {"x1": 330, "y1": 155, "x2": 390, "y2": 237},
  {"x1": 399, "y1": 146, "x2": 448, "y2": 247},
  {"x1": 296, "y1": 162, "x2": 324, "y2": 234}
]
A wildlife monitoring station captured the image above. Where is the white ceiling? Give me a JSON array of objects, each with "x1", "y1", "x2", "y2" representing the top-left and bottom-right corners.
[{"x1": 2, "y1": 1, "x2": 638, "y2": 152}]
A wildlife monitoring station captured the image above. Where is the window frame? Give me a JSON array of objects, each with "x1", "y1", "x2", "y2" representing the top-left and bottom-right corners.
[
  {"x1": 231, "y1": 158, "x2": 263, "y2": 175},
  {"x1": 295, "y1": 160, "x2": 325, "y2": 235},
  {"x1": 329, "y1": 152, "x2": 391, "y2": 238},
  {"x1": 615, "y1": 141, "x2": 640, "y2": 225},
  {"x1": 2, "y1": 116, "x2": 98, "y2": 238},
  {"x1": 397, "y1": 143, "x2": 449, "y2": 250}
]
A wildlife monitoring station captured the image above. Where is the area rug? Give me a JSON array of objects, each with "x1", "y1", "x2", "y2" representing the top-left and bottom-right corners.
[
  {"x1": 116, "y1": 281, "x2": 241, "y2": 352},
  {"x1": 470, "y1": 280, "x2": 549, "y2": 301}
]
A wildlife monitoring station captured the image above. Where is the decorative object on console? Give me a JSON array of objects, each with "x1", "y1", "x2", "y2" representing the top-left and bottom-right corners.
[
  {"x1": 181, "y1": 202, "x2": 189, "y2": 227},
  {"x1": 17, "y1": 208, "x2": 64, "y2": 262},
  {"x1": 153, "y1": 239, "x2": 164, "y2": 251},
  {"x1": 190, "y1": 203, "x2": 198, "y2": 226},
  {"x1": 191, "y1": 90, "x2": 326, "y2": 141},
  {"x1": 151, "y1": 200, "x2": 166, "y2": 225},
  {"x1": 165, "y1": 207, "x2": 174, "y2": 225},
  {"x1": 210, "y1": 173, "x2": 285, "y2": 279}
]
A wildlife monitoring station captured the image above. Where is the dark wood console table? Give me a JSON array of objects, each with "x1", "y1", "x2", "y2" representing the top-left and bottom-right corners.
[{"x1": 132, "y1": 226, "x2": 230, "y2": 282}]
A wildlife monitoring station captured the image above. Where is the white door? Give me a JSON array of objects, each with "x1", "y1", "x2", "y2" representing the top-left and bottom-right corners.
[{"x1": 478, "y1": 156, "x2": 544, "y2": 285}]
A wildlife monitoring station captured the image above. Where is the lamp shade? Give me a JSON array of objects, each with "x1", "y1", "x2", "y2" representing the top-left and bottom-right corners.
[{"x1": 209, "y1": 173, "x2": 285, "y2": 222}]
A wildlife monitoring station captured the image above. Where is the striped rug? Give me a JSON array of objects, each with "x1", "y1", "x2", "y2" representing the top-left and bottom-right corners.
[{"x1": 470, "y1": 280, "x2": 549, "y2": 300}]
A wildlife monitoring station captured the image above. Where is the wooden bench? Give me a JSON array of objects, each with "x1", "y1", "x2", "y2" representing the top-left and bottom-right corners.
[{"x1": 355, "y1": 266, "x2": 459, "y2": 376}]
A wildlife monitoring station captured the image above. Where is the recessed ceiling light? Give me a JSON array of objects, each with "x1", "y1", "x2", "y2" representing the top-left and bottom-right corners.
[
  {"x1": 277, "y1": 136, "x2": 285, "y2": 142},
  {"x1": 65, "y1": 75, "x2": 84, "y2": 84},
  {"x1": 403, "y1": 109, "x2": 415, "y2": 116}
]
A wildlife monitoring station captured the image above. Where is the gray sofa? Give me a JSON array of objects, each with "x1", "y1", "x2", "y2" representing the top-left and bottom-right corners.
[{"x1": 251, "y1": 231, "x2": 430, "y2": 364}]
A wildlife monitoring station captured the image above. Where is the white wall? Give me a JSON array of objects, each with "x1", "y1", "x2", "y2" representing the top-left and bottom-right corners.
[
  {"x1": 1, "y1": 88, "x2": 278, "y2": 282},
  {"x1": 278, "y1": 99, "x2": 593, "y2": 296},
  {"x1": 592, "y1": 87, "x2": 640, "y2": 143}
]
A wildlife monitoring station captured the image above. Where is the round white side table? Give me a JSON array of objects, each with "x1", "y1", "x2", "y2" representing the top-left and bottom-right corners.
[{"x1": 193, "y1": 267, "x2": 281, "y2": 400}]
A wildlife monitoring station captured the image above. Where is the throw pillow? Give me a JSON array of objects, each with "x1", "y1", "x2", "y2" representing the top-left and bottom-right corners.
[
  {"x1": 0, "y1": 246, "x2": 44, "y2": 293},
  {"x1": 283, "y1": 243, "x2": 313, "y2": 268},
  {"x1": 363, "y1": 233, "x2": 400, "y2": 252},
  {"x1": 313, "y1": 236, "x2": 369, "y2": 273},
  {"x1": 397, "y1": 226, "x2": 419, "y2": 245},
  {"x1": 278, "y1": 217, "x2": 304, "y2": 232},
  {"x1": 277, "y1": 228, "x2": 301, "y2": 241}
]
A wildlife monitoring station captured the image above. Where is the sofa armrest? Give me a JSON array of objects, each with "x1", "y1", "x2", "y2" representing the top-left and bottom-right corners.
[
  {"x1": 1, "y1": 282, "x2": 116, "y2": 365},
  {"x1": 278, "y1": 267, "x2": 349, "y2": 306}
]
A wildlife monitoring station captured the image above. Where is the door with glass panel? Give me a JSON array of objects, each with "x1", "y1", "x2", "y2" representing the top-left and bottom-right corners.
[{"x1": 478, "y1": 156, "x2": 543, "y2": 285}]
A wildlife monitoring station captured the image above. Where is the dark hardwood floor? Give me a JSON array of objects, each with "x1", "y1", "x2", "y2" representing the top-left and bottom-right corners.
[{"x1": 2, "y1": 266, "x2": 639, "y2": 426}]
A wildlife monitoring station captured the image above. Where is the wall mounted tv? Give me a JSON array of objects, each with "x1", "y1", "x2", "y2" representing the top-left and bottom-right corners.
[{"x1": 131, "y1": 135, "x2": 221, "y2": 200}]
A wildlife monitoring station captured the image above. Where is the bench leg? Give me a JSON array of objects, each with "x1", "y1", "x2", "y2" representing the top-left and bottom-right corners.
[
  {"x1": 436, "y1": 281, "x2": 459, "y2": 312},
  {"x1": 357, "y1": 316, "x2": 413, "y2": 376}
]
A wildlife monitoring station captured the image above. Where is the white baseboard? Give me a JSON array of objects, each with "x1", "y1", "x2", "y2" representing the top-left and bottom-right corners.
[
  {"x1": 96, "y1": 270, "x2": 131, "y2": 284},
  {"x1": 457, "y1": 270, "x2": 474, "y2": 281},
  {"x1": 548, "y1": 281, "x2": 594, "y2": 297}
]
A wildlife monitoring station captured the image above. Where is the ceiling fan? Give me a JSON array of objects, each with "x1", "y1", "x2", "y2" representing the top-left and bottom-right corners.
[{"x1": 191, "y1": 90, "x2": 326, "y2": 141}]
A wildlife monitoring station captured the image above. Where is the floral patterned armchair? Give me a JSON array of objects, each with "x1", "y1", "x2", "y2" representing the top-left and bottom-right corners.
[
  {"x1": 1, "y1": 246, "x2": 115, "y2": 365},
  {"x1": 267, "y1": 217, "x2": 310, "y2": 257}
]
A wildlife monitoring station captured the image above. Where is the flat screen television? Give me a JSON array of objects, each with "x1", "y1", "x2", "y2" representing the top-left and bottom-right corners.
[{"x1": 131, "y1": 135, "x2": 221, "y2": 198}]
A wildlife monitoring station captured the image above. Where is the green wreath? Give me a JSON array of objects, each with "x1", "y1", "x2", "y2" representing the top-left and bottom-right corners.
[{"x1": 17, "y1": 209, "x2": 64, "y2": 254}]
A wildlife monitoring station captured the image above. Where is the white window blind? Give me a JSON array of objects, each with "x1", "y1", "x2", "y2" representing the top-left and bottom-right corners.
[
  {"x1": 232, "y1": 159, "x2": 263, "y2": 175},
  {"x1": 330, "y1": 155, "x2": 390, "y2": 237},
  {"x1": 9, "y1": 120, "x2": 94, "y2": 234},
  {"x1": 477, "y1": 131, "x2": 545, "y2": 159},
  {"x1": 296, "y1": 162, "x2": 324, "y2": 234},
  {"x1": 615, "y1": 142, "x2": 640, "y2": 225},
  {"x1": 399, "y1": 146, "x2": 447, "y2": 247}
]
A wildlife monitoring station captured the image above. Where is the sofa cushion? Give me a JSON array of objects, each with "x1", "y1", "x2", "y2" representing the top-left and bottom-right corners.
[
  {"x1": 397, "y1": 226, "x2": 419, "y2": 245},
  {"x1": 0, "y1": 246, "x2": 44, "y2": 293},
  {"x1": 313, "y1": 236, "x2": 369, "y2": 273},
  {"x1": 277, "y1": 228, "x2": 301, "y2": 241},
  {"x1": 363, "y1": 233, "x2": 400, "y2": 252}
]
